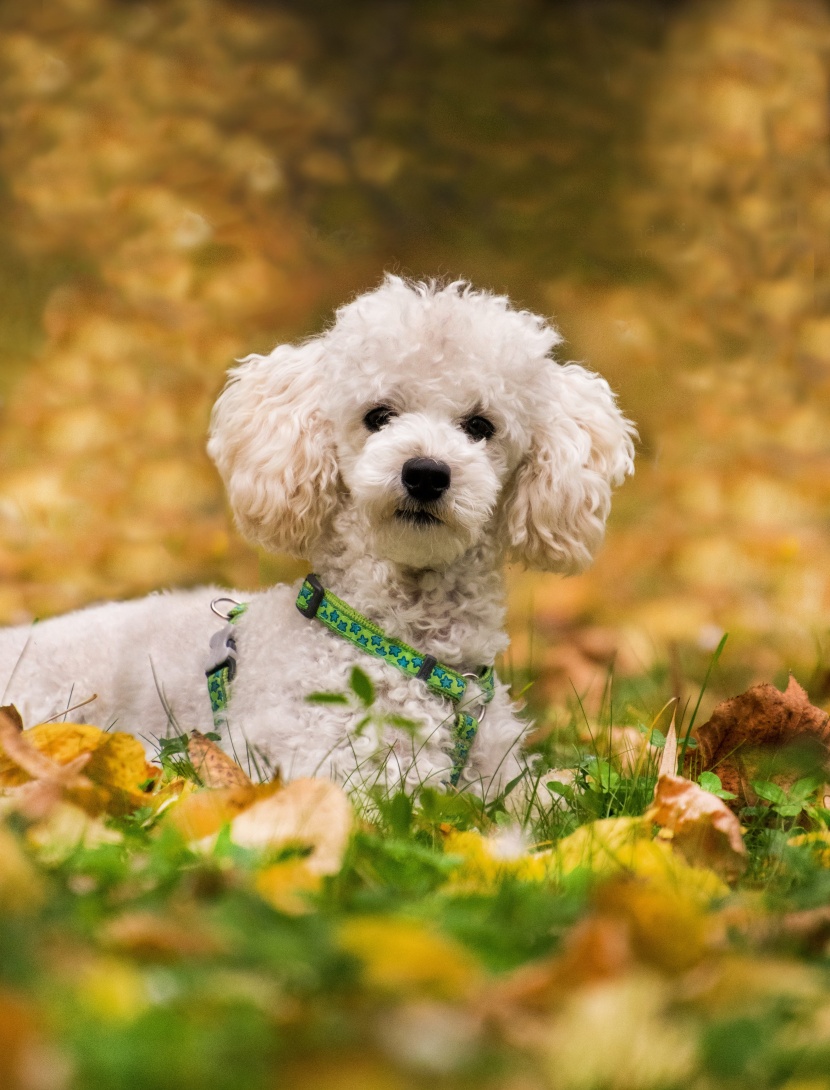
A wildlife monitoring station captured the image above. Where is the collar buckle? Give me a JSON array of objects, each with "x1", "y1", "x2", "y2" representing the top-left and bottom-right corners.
[{"x1": 296, "y1": 574, "x2": 325, "y2": 619}]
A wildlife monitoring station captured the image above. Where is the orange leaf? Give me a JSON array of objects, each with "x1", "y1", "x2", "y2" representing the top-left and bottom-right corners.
[
  {"x1": 646, "y1": 773, "x2": 747, "y2": 881},
  {"x1": 165, "y1": 782, "x2": 279, "y2": 842}
]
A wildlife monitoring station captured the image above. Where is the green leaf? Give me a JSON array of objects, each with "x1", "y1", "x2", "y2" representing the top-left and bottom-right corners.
[
  {"x1": 385, "y1": 714, "x2": 420, "y2": 735},
  {"x1": 790, "y1": 776, "x2": 822, "y2": 802},
  {"x1": 752, "y1": 780, "x2": 788, "y2": 806},
  {"x1": 698, "y1": 771, "x2": 723, "y2": 792},
  {"x1": 774, "y1": 803, "x2": 804, "y2": 818},
  {"x1": 349, "y1": 666, "x2": 375, "y2": 707},
  {"x1": 158, "y1": 734, "x2": 189, "y2": 758},
  {"x1": 305, "y1": 692, "x2": 350, "y2": 704},
  {"x1": 386, "y1": 792, "x2": 413, "y2": 837},
  {"x1": 353, "y1": 715, "x2": 372, "y2": 737},
  {"x1": 649, "y1": 728, "x2": 667, "y2": 749}
]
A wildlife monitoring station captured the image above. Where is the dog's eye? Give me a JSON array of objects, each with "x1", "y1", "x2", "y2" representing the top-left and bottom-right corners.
[
  {"x1": 461, "y1": 415, "x2": 495, "y2": 442},
  {"x1": 363, "y1": 405, "x2": 397, "y2": 432}
]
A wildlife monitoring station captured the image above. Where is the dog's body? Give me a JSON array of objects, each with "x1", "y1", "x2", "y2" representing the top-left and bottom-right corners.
[{"x1": 0, "y1": 277, "x2": 635, "y2": 796}]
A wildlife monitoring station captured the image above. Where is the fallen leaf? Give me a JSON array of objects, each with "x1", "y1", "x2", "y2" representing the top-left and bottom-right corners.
[
  {"x1": 165, "y1": 782, "x2": 274, "y2": 842},
  {"x1": 338, "y1": 916, "x2": 479, "y2": 998},
  {"x1": 78, "y1": 732, "x2": 161, "y2": 815},
  {"x1": 687, "y1": 676, "x2": 830, "y2": 803},
  {"x1": 103, "y1": 911, "x2": 224, "y2": 961},
  {"x1": 646, "y1": 773, "x2": 748, "y2": 881},
  {"x1": 26, "y1": 801, "x2": 122, "y2": 864},
  {"x1": 0, "y1": 825, "x2": 43, "y2": 912},
  {"x1": 0, "y1": 716, "x2": 93, "y2": 790},
  {"x1": 444, "y1": 828, "x2": 551, "y2": 890},
  {"x1": 0, "y1": 705, "x2": 24, "y2": 732},
  {"x1": 0, "y1": 712, "x2": 92, "y2": 818},
  {"x1": 595, "y1": 876, "x2": 713, "y2": 973},
  {"x1": 542, "y1": 974, "x2": 696, "y2": 1089},
  {"x1": 255, "y1": 859, "x2": 323, "y2": 916},
  {"x1": 188, "y1": 730, "x2": 252, "y2": 788},
  {"x1": 552, "y1": 817, "x2": 729, "y2": 903},
  {"x1": 229, "y1": 779, "x2": 352, "y2": 876},
  {"x1": 483, "y1": 915, "x2": 633, "y2": 1024},
  {"x1": 0, "y1": 719, "x2": 160, "y2": 817}
]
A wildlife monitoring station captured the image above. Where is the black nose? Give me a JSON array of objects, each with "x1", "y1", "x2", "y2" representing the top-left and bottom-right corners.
[{"x1": 401, "y1": 457, "x2": 451, "y2": 503}]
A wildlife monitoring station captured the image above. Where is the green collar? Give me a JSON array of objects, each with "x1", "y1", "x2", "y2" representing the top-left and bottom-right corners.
[
  {"x1": 206, "y1": 576, "x2": 495, "y2": 788},
  {"x1": 296, "y1": 575, "x2": 495, "y2": 787}
]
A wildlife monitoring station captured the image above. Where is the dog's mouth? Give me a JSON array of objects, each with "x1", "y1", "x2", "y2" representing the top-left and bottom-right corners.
[{"x1": 395, "y1": 507, "x2": 443, "y2": 528}]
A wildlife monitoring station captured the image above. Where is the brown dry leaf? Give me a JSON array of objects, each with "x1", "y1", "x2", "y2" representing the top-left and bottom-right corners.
[
  {"x1": 646, "y1": 773, "x2": 748, "y2": 881},
  {"x1": 103, "y1": 911, "x2": 224, "y2": 962},
  {"x1": 0, "y1": 706, "x2": 24, "y2": 732},
  {"x1": 188, "y1": 730, "x2": 252, "y2": 788},
  {"x1": 687, "y1": 676, "x2": 830, "y2": 802},
  {"x1": 483, "y1": 914, "x2": 634, "y2": 1026},
  {"x1": 229, "y1": 779, "x2": 353, "y2": 876}
]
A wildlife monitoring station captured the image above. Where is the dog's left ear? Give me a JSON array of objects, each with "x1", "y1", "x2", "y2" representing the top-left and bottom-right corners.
[
  {"x1": 207, "y1": 340, "x2": 339, "y2": 558},
  {"x1": 503, "y1": 362, "x2": 636, "y2": 573}
]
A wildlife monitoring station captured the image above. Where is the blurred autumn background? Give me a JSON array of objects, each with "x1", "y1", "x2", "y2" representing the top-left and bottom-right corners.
[{"x1": 1, "y1": 0, "x2": 829, "y2": 712}]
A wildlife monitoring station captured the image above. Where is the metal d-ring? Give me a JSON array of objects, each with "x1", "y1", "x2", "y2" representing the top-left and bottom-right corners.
[
  {"x1": 462, "y1": 672, "x2": 488, "y2": 724},
  {"x1": 210, "y1": 596, "x2": 242, "y2": 620}
]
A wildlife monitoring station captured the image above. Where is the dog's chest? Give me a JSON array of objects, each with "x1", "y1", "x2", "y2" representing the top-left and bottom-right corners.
[{"x1": 222, "y1": 589, "x2": 463, "y2": 772}]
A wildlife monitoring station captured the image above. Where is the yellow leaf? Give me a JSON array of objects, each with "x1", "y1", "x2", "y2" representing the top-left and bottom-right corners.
[
  {"x1": 543, "y1": 974, "x2": 696, "y2": 1089},
  {"x1": 79, "y1": 957, "x2": 149, "y2": 1023},
  {"x1": 77, "y1": 731, "x2": 159, "y2": 815},
  {"x1": 444, "y1": 828, "x2": 551, "y2": 890},
  {"x1": 0, "y1": 721, "x2": 101, "y2": 787},
  {"x1": 255, "y1": 860, "x2": 322, "y2": 916},
  {"x1": 0, "y1": 825, "x2": 43, "y2": 912},
  {"x1": 552, "y1": 817, "x2": 728, "y2": 903},
  {"x1": 339, "y1": 916, "x2": 479, "y2": 999},
  {"x1": 789, "y1": 830, "x2": 830, "y2": 865},
  {"x1": 597, "y1": 877, "x2": 713, "y2": 972},
  {"x1": 0, "y1": 721, "x2": 159, "y2": 816}
]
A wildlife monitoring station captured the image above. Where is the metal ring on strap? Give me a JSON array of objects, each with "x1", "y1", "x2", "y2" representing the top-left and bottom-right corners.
[
  {"x1": 210, "y1": 596, "x2": 242, "y2": 620},
  {"x1": 461, "y1": 672, "x2": 488, "y2": 724}
]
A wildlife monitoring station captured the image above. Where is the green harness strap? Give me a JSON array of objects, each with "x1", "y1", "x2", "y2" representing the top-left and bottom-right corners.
[{"x1": 206, "y1": 575, "x2": 496, "y2": 787}]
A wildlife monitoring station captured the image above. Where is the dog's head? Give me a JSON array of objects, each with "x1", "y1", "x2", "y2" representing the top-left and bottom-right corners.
[{"x1": 208, "y1": 276, "x2": 636, "y2": 572}]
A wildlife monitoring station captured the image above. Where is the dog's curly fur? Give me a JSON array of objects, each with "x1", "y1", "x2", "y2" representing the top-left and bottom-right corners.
[{"x1": 0, "y1": 276, "x2": 635, "y2": 796}]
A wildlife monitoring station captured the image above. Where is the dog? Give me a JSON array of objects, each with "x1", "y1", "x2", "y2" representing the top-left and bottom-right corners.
[{"x1": 0, "y1": 276, "x2": 635, "y2": 797}]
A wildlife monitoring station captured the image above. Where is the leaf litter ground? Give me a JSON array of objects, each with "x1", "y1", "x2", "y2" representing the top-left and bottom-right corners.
[{"x1": 2, "y1": 664, "x2": 830, "y2": 1090}]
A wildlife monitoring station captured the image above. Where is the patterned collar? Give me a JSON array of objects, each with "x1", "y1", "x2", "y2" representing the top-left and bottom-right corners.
[{"x1": 296, "y1": 575, "x2": 495, "y2": 787}]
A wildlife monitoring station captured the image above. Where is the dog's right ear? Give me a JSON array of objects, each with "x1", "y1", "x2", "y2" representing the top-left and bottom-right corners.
[{"x1": 207, "y1": 341, "x2": 339, "y2": 558}]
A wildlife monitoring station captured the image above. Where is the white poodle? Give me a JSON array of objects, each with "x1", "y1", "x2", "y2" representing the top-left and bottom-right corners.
[{"x1": 0, "y1": 276, "x2": 635, "y2": 798}]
